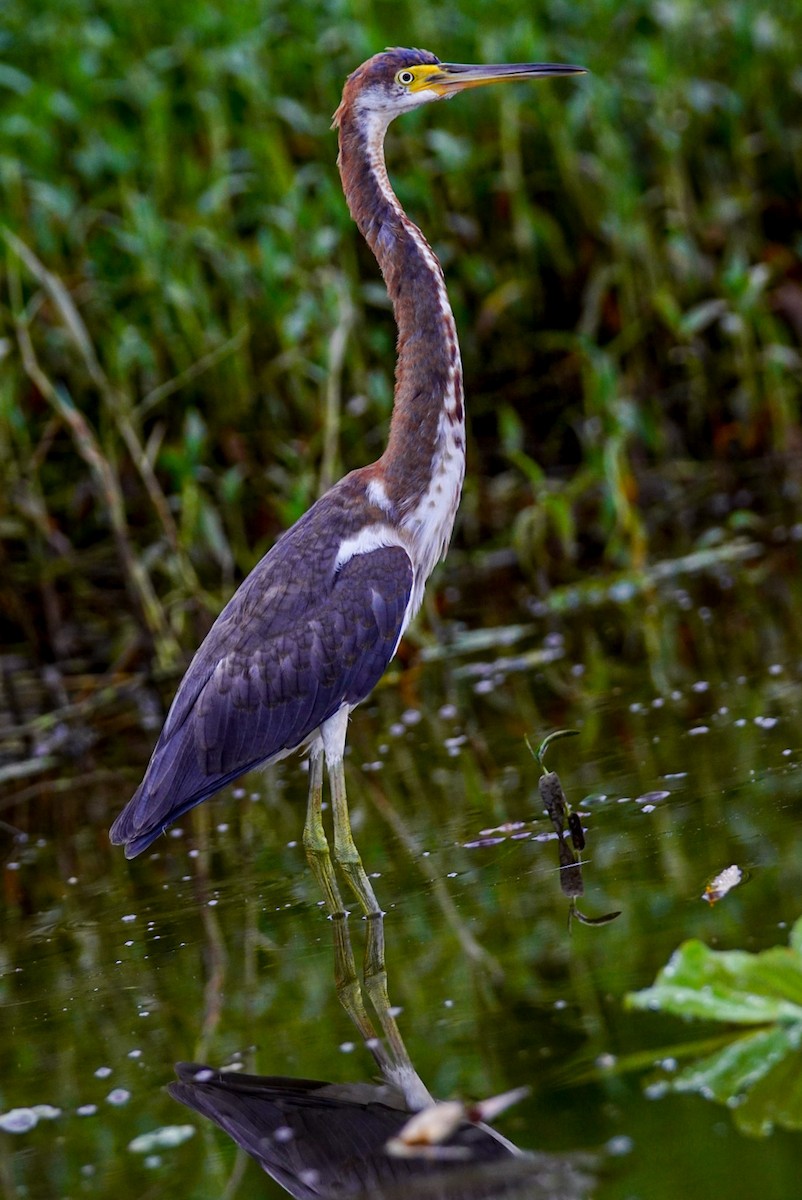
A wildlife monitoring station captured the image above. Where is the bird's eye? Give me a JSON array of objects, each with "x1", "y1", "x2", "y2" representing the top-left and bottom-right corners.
[{"x1": 396, "y1": 70, "x2": 415, "y2": 86}]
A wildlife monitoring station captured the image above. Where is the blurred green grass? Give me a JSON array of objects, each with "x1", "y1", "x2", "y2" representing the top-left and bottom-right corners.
[{"x1": 1, "y1": 0, "x2": 800, "y2": 669}]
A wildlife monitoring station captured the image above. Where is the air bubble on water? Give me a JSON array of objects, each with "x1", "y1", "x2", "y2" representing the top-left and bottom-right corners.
[
  {"x1": 636, "y1": 790, "x2": 670, "y2": 804},
  {"x1": 121, "y1": 914, "x2": 136, "y2": 923},
  {"x1": 609, "y1": 580, "x2": 636, "y2": 603},
  {"x1": 389, "y1": 722, "x2": 406, "y2": 737},
  {"x1": 77, "y1": 1104, "x2": 98, "y2": 1116},
  {"x1": 688, "y1": 725, "x2": 709, "y2": 736},
  {"x1": 401, "y1": 708, "x2": 422, "y2": 726},
  {"x1": 339, "y1": 1042, "x2": 355, "y2": 1054},
  {"x1": 605, "y1": 1135, "x2": 633, "y2": 1157},
  {"x1": 0, "y1": 1108, "x2": 38, "y2": 1133},
  {"x1": 644, "y1": 1080, "x2": 669, "y2": 1100},
  {"x1": 473, "y1": 679, "x2": 495, "y2": 695},
  {"x1": 128, "y1": 1125, "x2": 196, "y2": 1153},
  {"x1": 94, "y1": 1067, "x2": 112, "y2": 1079},
  {"x1": 445, "y1": 734, "x2": 467, "y2": 749},
  {"x1": 216, "y1": 823, "x2": 229, "y2": 833},
  {"x1": 640, "y1": 804, "x2": 656, "y2": 814},
  {"x1": 107, "y1": 1089, "x2": 131, "y2": 1106},
  {"x1": 595, "y1": 1053, "x2": 616, "y2": 1070},
  {"x1": 755, "y1": 715, "x2": 778, "y2": 729},
  {"x1": 438, "y1": 704, "x2": 458, "y2": 720}
]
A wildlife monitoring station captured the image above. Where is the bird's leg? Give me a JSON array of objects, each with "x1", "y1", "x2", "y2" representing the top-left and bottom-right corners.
[
  {"x1": 327, "y1": 760, "x2": 428, "y2": 1094},
  {"x1": 302, "y1": 747, "x2": 345, "y2": 914},
  {"x1": 327, "y1": 755, "x2": 381, "y2": 916},
  {"x1": 303, "y1": 748, "x2": 389, "y2": 1065}
]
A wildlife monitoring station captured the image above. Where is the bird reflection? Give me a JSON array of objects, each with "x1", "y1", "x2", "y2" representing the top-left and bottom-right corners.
[
  {"x1": 169, "y1": 1061, "x2": 593, "y2": 1200},
  {"x1": 170, "y1": 909, "x2": 593, "y2": 1199}
]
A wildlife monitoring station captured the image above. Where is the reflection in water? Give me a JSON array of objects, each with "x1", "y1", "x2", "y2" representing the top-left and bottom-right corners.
[
  {"x1": 169, "y1": 1063, "x2": 593, "y2": 1199},
  {"x1": 537, "y1": 762, "x2": 620, "y2": 928},
  {"x1": 171, "y1": 907, "x2": 593, "y2": 1198}
]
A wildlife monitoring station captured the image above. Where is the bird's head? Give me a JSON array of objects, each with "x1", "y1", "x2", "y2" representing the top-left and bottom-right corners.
[{"x1": 333, "y1": 47, "x2": 585, "y2": 128}]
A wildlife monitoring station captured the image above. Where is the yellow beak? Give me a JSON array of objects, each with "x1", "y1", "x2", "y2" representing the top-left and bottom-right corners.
[{"x1": 416, "y1": 60, "x2": 587, "y2": 95}]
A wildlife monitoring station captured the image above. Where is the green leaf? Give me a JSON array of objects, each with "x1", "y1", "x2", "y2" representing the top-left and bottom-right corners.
[
  {"x1": 627, "y1": 920, "x2": 802, "y2": 1025},
  {"x1": 625, "y1": 918, "x2": 802, "y2": 1135}
]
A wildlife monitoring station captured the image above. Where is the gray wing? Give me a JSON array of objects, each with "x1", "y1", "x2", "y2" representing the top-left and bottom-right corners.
[{"x1": 110, "y1": 511, "x2": 413, "y2": 857}]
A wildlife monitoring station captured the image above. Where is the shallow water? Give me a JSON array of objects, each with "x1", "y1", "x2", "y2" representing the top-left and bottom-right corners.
[{"x1": 3, "y1": 524, "x2": 802, "y2": 1198}]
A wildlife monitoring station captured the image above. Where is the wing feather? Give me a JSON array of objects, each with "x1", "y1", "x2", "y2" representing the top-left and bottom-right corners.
[{"x1": 110, "y1": 518, "x2": 413, "y2": 856}]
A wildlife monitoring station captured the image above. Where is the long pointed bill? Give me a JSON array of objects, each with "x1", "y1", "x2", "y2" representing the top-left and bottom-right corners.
[{"x1": 416, "y1": 61, "x2": 586, "y2": 96}]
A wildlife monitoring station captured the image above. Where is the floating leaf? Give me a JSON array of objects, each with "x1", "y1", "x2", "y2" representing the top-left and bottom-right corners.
[
  {"x1": 625, "y1": 917, "x2": 802, "y2": 1135},
  {"x1": 702, "y1": 863, "x2": 744, "y2": 904}
]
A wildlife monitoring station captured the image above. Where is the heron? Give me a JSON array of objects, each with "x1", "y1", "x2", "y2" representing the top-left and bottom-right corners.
[{"x1": 110, "y1": 49, "x2": 584, "y2": 914}]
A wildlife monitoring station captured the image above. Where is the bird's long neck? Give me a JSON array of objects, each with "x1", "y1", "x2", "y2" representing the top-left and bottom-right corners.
[{"x1": 337, "y1": 103, "x2": 466, "y2": 580}]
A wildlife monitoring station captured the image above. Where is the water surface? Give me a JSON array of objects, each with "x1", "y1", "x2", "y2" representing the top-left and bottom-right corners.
[{"x1": 3, "y1": 521, "x2": 802, "y2": 1199}]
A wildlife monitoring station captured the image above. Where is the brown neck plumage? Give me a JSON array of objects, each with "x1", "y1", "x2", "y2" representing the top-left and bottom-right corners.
[{"x1": 335, "y1": 104, "x2": 464, "y2": 515}]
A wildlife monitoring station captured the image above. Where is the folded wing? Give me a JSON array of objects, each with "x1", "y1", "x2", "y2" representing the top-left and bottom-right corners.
[{"x1": 110, "y1": 522, "x2": 413, "y2": 857}]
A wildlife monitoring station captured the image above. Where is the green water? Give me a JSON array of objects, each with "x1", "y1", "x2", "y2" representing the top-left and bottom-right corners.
[{"x1": 3, "y1": 526, "x2": 802, "y2": 1199}]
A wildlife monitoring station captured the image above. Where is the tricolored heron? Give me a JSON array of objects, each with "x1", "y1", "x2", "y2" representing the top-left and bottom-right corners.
[{"x1": 110, "y1": 49, "x2": 584, "y2": 912}]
